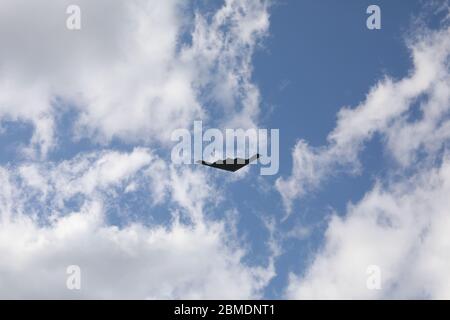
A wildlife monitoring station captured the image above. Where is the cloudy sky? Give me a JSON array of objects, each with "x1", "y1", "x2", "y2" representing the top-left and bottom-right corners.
[{"x1": 0, "y1": 0, "x2": 449, "y2": 299}]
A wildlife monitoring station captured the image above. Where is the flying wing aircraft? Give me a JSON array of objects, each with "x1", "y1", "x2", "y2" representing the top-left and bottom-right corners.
[{"x1": 197, "y1": 154, "x2": 260, "y2": 172}]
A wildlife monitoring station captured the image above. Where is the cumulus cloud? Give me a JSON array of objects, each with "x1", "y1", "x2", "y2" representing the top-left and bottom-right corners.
[
  {"x1": 283, "y1": 20, "x2": 450, "y2": 298},
  {"x1": 0, "y1": 0, "x2": 269, "y2": 157},
  {"x1": 181, "y1": 0, "x2": 269, "y2": 129},
  {"x1": 276, "y1": 25, "x2": 450, "y2": 212},
  {"x1": 0, "y1": 204, "x2": 273, "y2": 299},
  {"x1": 0, "y1": 149, "x2": 275, "y2": 299},
  {"x1": 0, "y1": 0, "x2": 274, "y2": 298},
  {"x1": 286, "y1": 156, "x2": 450, "y2": 299}
]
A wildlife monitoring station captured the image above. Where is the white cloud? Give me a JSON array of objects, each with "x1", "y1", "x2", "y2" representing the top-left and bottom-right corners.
[
  {"x1": 276, "y1": 26, "x2": 450, "y2": 212},
  {"x1": 284, "y1": 21, "x2": 450, "y2": 298},
  {"x1": 0, "y1": 149, "x2": 275, "y2": 299},
  {"x1": 286, "y1": 156, "x2": 450, "y2": 299},
  {"x1": 17, "y1": 148, "x2": 154, "y2": 213},
  {"x1": 0, "y1": 0, "x2": 274, "y2": 297},
  {"x1": 0, "y1": 203, "x2": 272, "y2": 299},
  {"x1": 0, "y1": 0, "x2": 269, "y2": 157},
  {"x1": 181, "y1": 0, "x2": 270, "y2": 130}
]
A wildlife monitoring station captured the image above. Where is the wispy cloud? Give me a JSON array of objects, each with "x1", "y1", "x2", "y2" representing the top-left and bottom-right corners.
[
  {"x1": 0, "y1": 0, "x2": 269, "y2": 157},
  {"x1": 276, "y1": 25, "x2": 450, "y2": 213},
  {"x1": 0, "y1": 148, "x2": 274, "y2": 298},
  {"x1": 283, "y1": 19, "x2": 450, "y2": 298}
]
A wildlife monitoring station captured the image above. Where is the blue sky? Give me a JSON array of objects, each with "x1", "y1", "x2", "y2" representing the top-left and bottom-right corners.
[
  {"x1": 236, "y1": 0, "x2": 439, "y2": 298},
  {"x1": 0, "y1": 0, "x2": 450, "y2": 299}
]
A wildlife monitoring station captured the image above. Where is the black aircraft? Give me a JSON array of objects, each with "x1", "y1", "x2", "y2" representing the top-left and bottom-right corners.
[{"x1": 197, "y1": 154, "x2": 260, "y2": 172}]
